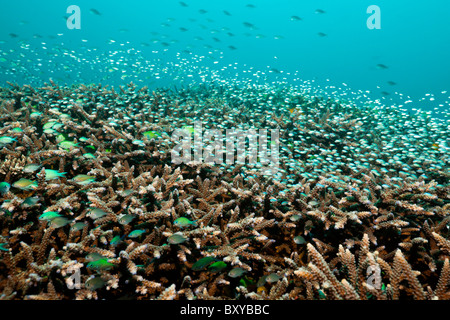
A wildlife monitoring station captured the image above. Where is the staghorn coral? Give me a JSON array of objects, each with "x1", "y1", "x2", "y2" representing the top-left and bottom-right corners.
[{"x1": 0, "y1": 82, "x2": 449, "y2": 301}]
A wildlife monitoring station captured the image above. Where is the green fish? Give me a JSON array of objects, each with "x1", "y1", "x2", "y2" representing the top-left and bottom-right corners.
[
  {"x1": 30, "y1": 112, "x2": 42, "y2": 118},
  {"x1": 0, "y1": 136, "x2": 17, "y2": 144},
  {"x1": 79, "y1": 137, "x2": 89, "y2": 142},
  {"x1": 0, "y1": 243, "x2": 9, "y2": 251},
  {"x1": 228, "y1": 267, "x2": 247, "y2": 278},
  {"x1": 167, "y1": 233, "x2": 187, "y2": 245},
  {"x1": 36, "y1": 213, "x2": 53, "y2": 226},
  {"x1": 208, "y1": 261, "x2": 227, "y2": 273},
  {"x1": 50, "y1": 216, "x2": 70, "y2": 228},
  {"x1": 143, "y1": 131, "x2": 161, "y2": 139},
  {"x1": 86, "y1": 252, "x2": 105, "y2": 262},
  {"x1": 71, "y1": 222, "x2": 87, "y2": 232},
  {"x1": 88, "y1": 208, "x2": 109, "y2": 219},
  {"x1": 87, "y1": 258, "x2": 115, "y2": 270},
  {"x1": 239, "y1": 276, "x2": 255, "y2": 288},
  {"x1": 12, "y1": 178, "x2": 38, "y2": 191},
  {"x1": 128, "y1": 229, "x2": 146, "y2": 238},
  {"x1": 44, "y1": 169, "x2": 66, "y2": 181},
  {"x1": 43, "y1": 121, "x2": 57, "y2": 129},
  {"x1": 56, "y1": 134, "x2": 66, "y2": 143},
  {"x1": 118, "y1": 214, "x2": 135, "y2": 225},
  {"x1": 192, "y1": 257, "x2": 216, "y2": 271},
  {"x1": 182, "y1": 126, "x2": 195, "y2": 134},
  {"x1": 43, "y1": 128, "x2": 56, "y2": 134},
  {"x1": 85, "y1": 277, "x2": 106, "y2": 291},
  {"x1": 11, "y1": 127, "x2": 23, "y2": 133},
  {"x1": 174, "y1": 217, "x2": 197, "y2": 228},
  {"x1": 59, "y1": 140, "x2": 79, "y2": 149},
  {"x1": 0, "y1": 182, "x2": 10, "y2": 194},
  {"x1": 294, "y1": 236, "x2": 306, "y2": 245},
  {"x1": 289, "y1": 214, "x2": 301, "y2": 222},
  {"x1": 83, "y1": 153, "x2": 96, "y2": 159},
  {"x1": 110, "y1": 235, "x2": 123, "y2": 246},
  {"x1": 22, "y1": 196, "x2": 39, "y2": 207},
  {"x1": 23, "y1": 163, "x2": 41, "y2": 173},
  {"x1": 72, "y1": 174, "x2": 96, "y2": 185},
  {"x1": 52, "y1": 123, "x2": 64, "y2": 130},
  {"x1": 265, "y1": 273, "x2": 281, "y2": 283},
  {"x1": 132, "y1": 139, "x2": 145, "y2": 146}
]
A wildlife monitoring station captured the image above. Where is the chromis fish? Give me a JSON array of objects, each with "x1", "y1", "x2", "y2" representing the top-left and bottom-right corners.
[
  {"x1": 21, "y1": 196, "x2": 40, "y2": 207},
  {"x1": 192, "y1": 257, "x2": 216, "y2": 271},
  {"x1": 72, "y1": 174, "x2": 96, "y2": 185},
  {"x1": 85, "y1": 277, "x2": 106, "y2": 291},
  {"x1": 0, "y1": 243, "x2": 9, "y2": 251},
  {"x1": 110, "y1": 235, "x2": 124, "y2": 246},
  {"x1": 44, "y1": 169, "x2": 66, "y2": 181},
  {"x1": 0, "y1": 136, "x2": 17, "y2": 144},
  {"x1": 43, "y1": 121, "x2": 57, "y2": 129},
  {"x1": 39, "y1": 211, "x2": 62, "y2": 221},
  {"x1": 88, "y1": 208, "x2": 109, "y2": 219},
  {"x1": 49, "y1": 216, "x2": 70, "y2": 228},
  {"x1": 228, "y1": 267, "x2": 247, "y2": 278},
  {"x1": 132, "y1": 139, "x2": 145, "y2": 146},
  {"x1": 167, "y1": 233, "x2": 187, "y2": 244},
  {"x1": 58, "y1": 140, "x2": 79, "y2": 149},
  {"x1": 265, "y1": 273, "x2": 281, "y2": 283},
  {"x1": 128, "y1": 229, "x2": 146, "y2": 238},
  {"x1": 71, "y1": 222, "x2": 87, "y2": 232},
  {"x1": 143, "y1": 131, "x2": 161, "y2": 139},
  {"x1": 23, "y1": 163, "x2": 41, "y2": 173},
  {"x1": 12, "y1": 178, "x2": 38, "y2": 190},
  {"x1": 174, "y1": 217, "x2": 197, "y2": 228},
  {"x1": 181, "y1": 126, "x2": 195, "y2": 134},
  {"x1": 208, "y1": 261, "x2": 227, "y2": 273},
  {"x1": 118, "y1": 214, "x2": 135, "y2": 225},
  {"x1": 0, "y1": 182, "x2": 10, "y2": 194},
  {"x1": 87, "y1": 258, "x2": 115, "y2": 270},
  {"x1": 85, "y1": 252, "x2": 105, "y2": 262},
  {"x1": 294, "y1": 235, "x2": 306, "y2": 244},
  {"x1": 83, "y1": 153, "x2": 96, "y2": 159},
  {"x1": 30, "y1": 112, "x2": 42, "y2": 118}
]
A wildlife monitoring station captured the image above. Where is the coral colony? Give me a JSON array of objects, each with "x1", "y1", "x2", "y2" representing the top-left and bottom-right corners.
[{"x1": 0, "y1": 79, "x2": 449, "y2": 300}]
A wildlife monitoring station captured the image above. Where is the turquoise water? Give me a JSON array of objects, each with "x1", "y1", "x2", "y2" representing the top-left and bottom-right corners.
[{"x1": 1, "y1": 1, "x2": 450, "y2": 116}]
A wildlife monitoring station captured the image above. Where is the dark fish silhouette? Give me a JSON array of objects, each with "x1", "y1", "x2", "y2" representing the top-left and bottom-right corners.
[
  {"x1": 376, "y1": 64, "x2": 388, "y2": 69},
  {"x1": 179, "y1": 1, "x2": 188, "y2": 7},
  {"x1": 243, "y1": 22, "x2": 255, "y2": 29},
  {"x1": 291, "y1": 16, "x2": 302, "y2": 21},
  {"x1": 317, "y1": 32, "x2": 327, "y2": 37},
  {"x1": 315, "y1": 9, "x2": 326, "y2": 14},
  {"x1": 90, "y1": 8, "x2": 101, "y2": 16},
  {"x1": 223, "y1": 10, "x2": 232, "y2": 16}
]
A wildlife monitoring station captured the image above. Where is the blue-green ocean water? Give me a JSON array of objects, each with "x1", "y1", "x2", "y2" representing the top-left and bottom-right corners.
[{"x1": 1, "y1": 0, "x2": 449, "y2": 117}]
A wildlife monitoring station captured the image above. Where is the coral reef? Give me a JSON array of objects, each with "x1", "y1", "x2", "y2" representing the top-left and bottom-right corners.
[{"x1": 0, "y1": 81, "x2": 449, "y2": 300}]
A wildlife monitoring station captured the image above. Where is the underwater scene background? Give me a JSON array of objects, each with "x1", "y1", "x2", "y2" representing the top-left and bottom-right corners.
[{"x1": 0, "y1": 0, "x2": 449, "y2": 300}]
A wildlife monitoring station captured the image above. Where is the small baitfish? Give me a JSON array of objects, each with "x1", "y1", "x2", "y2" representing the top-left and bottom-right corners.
[{"x1": 174, "y1": 217, "x2": 197, "y2": 228}]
